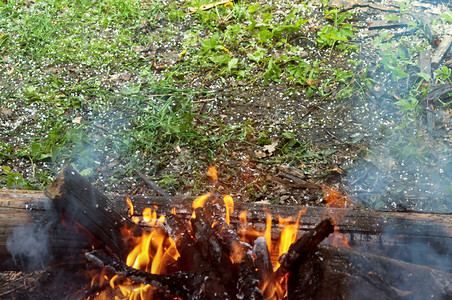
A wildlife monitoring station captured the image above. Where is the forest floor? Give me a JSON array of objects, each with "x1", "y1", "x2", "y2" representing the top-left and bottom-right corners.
[{"x1": 1, "y1": 0, "x2": 451, "y2": 211}]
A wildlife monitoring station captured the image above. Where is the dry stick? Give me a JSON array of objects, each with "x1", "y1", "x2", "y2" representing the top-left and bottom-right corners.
[
  {"x1": 274, "y1": 218, "x2": 335, "y2": 280},
  {"x1": 134, "y1": 169, "x2": 169, "y2": 197},
  {"x1": 85, "y1": 250, "x2": 198, "y2": 299}
]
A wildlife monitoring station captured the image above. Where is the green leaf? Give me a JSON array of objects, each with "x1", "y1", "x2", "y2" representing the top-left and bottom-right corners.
[
  {"x1": 120, "y1": 84, "x2": 140, "y2": 95},
  {"x1": 30, "y1": 142, "x2": 42, "y2": 157},
  {"x1": 257, "y1": 29, "x2": 273, "y2": 43},
  {"x1": 264, "y1": 58, "x2": 281, "y2": 85},
  {"x1": 79, "y1": 168, "x2": 93, "y2": 177},
  {"x1": 248, "y1": 3, "x2": 260, "y2": 14},
  {"x1": 247, "y1": 48, "x2": 265, "y2": 63},
  {"x1": 282, "y1": 132, "x2": 296, "y2": 139},
  {"x1": 417, "y1": 72, "x2": 431, "y2": 82},
  {"x1": 228, "y1": 58, "x2": 238, "y2": 72}
]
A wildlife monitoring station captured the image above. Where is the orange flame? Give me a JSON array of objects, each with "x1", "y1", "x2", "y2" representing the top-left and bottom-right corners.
[
  {"x1": 207, "y1": 165, "x2": 218, "y2": 181},
  {"x1": 223, "y1": 195, "x2": 234, "y2": 225},
  {"x1": 192, "y1": 191, "x2": 213, "y2": 209},
  {"x1": 91, "y1": 168, "x2": 321, "y2": 300},
  {"x1": 264, "y1": 208, "x2": 272, "y2": 258},
  {"x1": 322, "y1": 184, "x2": 349, "y2": 208},
  {"x1": 277, "y1": 211, "x2": 302, "y2": 267}
]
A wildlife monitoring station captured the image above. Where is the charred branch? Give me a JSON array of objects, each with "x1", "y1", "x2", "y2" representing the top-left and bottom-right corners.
[
  {"x1": 287, "y1": 245, "x2": 452, "y2": 300},
  {"x1": 275, "y1": 218, "x2": 335, "y2": 279},
  {"x1": 85, "y1": 250, "x2": 203, "y2": 299}
]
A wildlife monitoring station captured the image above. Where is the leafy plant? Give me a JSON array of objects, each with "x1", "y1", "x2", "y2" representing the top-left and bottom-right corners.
[
  {"x1": 0, "y1": 166, "x2": 31, "y2": 189},
  {"x1": 263, "y1": 58, "x2": 281, "y2": 84},
  {"x1": 317, "y1": 9, "x2": 355, "y2": 49},
  {"x1": 435, "y1": 66, "x2": 451, "y2": 84},
  {"x1": 442, "y1": 11, "x2": 452, "y2": 23}
]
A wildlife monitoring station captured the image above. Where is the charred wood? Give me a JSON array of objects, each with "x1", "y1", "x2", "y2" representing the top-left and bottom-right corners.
[
  {"x1": 85, "y1": 250, "x2": 215, "y2": 300},
  {"x1": 44, "y1": 165, "x2": 141, "y2": 261},
  {"x1": 2, "y1": 190, "x2": 452, "y2": 272},
  {"x1": 275, "y1": 218, "x2": 334, "y2": 284},
  {"x1": 287, "y1": 245, "x2": 452, "y2": 300}
]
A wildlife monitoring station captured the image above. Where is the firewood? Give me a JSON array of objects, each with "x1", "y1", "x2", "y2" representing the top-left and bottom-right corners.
[
  {"x1": 273, "y1": 218, "x2": 334, "y2": 287},
  {"x1": 85, "y1": 250, "x2": 204, "y2": 299},
  {"x1": 253, "y1": 237, "x2": 275, "y2": 299},
  {"x1": 204, "y1": 202, "x2": 262, "y2": 300},
  {"x1": 287, "y1": 245, "x2": 452, "y2": 300},
  {"x1": 190, "y1": 208, "x2": 236, "y2": 287},
  {"x1": 2, "y1": 190, "x2": 452, "y2": 273},
  {"x1": 44, "y1": 165, "x2": 141, "y2": 261},
  {"x1": 163, "y1": 213, "x2": 213, "y2": 274}
]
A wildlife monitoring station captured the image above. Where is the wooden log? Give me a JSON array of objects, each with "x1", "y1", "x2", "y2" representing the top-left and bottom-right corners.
[
  {"x1": 432, "y1": 35, "x2": 452, "y2": 68},
  {"x1": 1, "y1": 190, "x2": 452, "y2": 272},
  {"x1": 276, "y1": 218, "x2": 335, "y2": 275},
  {"x1": 287, "y1": 245, "x2": 452, "y2": 300},
  {"x1": 44, "y1": 165, "x2": 141, "y2": 261}
]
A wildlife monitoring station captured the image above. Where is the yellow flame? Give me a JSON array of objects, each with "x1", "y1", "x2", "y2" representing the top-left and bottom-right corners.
[
  {"x1": 223, "y1": 195, "x2": 234, "y2": 225},
  {"x1": 192, "y1": 191, "x2": 213, "y2": 209},
  {"x1": 126, "y1": 197, "x2": 134, "y2": 217},
  {"x1": 265, "y1": 210, "x2": 272, "y2": 258},
  {"x1": 142, "y1": 207, "x2": 155, "y2": 224}
]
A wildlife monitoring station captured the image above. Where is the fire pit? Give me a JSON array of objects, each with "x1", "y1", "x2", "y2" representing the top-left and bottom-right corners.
[{"x1": 1, "y1": 165, "x2": 452, "y2": 299}]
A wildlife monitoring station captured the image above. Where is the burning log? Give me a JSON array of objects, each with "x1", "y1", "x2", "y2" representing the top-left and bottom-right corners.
[
  {"x1": 85, "y1": 250, "x2": 204, "y2": 299},
  {"x1": 2, "y1": 188, "x2": 452, "y2": 272},
  {"x1": 44, "y1": 165, "x2": 141, "y2": 261},
  {"x1": 2, "y1": 165, "x2": 452, "y2": 299},
  {"x1": 276, "y1": 218, "x2": 335, "y2": 275},
  {"x1": 287, "y1": 245, "x2": 452, "y2": 300}
]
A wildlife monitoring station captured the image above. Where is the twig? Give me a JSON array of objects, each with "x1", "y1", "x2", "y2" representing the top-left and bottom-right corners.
[{"x1": 134, "y1": 170, "x2": 169, "y2": 197}]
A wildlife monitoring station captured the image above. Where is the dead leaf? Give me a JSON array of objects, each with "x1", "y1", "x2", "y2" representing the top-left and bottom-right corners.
[
  {"x1": 72, "y1": 116, "x2": 82, "y2": 124},
  {"x1": 255, "y1": 150, "x2": 270, "y2": 158},
  {"x1": 306, "y1": 78, "x2": 320, "y2": 87},
  {"x1": 262, "y1": 138, "x2": 279, "y2": 153},
  {"x1": 188, "y1": 0, "x2": 232, "y2": 14}
]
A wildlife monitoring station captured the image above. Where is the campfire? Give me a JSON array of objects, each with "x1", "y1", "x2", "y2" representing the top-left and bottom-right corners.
[
  {"x1": 84, "y1": 165, "x2": 335, "y2": 299},
  {"x1": 1, "y1": 165, "x2": 452, "y2": 299}
]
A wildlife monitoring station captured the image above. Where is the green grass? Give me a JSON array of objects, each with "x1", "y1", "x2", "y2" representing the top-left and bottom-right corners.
[{"x1": 1, "y1": 0, "x2": 361, "y2": 192}]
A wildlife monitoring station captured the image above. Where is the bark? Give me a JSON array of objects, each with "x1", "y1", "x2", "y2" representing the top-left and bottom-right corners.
[
  {"x1": 44, "y1": 165, "x2": 141, "y2": 261},
  {"x1": 1, "y1": 189, "x2": 452, "y2": 272},
  {"x1": 287, "y1": 245, "x2": 452, "y2": 300}
]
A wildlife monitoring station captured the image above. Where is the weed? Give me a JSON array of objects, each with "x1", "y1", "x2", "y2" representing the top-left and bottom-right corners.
[
  {"x1": 435, "y1": 66, "x2": 452, "y2": 84},
  {"x1": 0, "y1": 166, "x2": 32, "y2": 189},
  {"x1": 317, "y1": 9, "x2": 356, "y2": 50}
]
